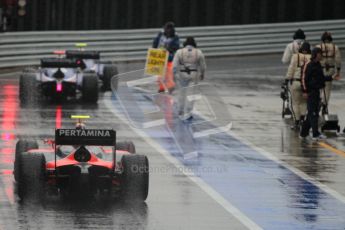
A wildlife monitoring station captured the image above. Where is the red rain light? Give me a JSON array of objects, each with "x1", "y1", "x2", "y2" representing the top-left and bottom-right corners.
[
  {"x1": 1, "y1": 133, "x2": 15, "y2": 141},
  {"x1": 56, "y1": 82, "x2": 63, "y2": 92},
  {"x1": 1, "y1": 85, "x2": 17, "y2": 141},
  {"x1": 2, "y1": 169, "x2": 13, "y2": 175},
  {"x1": 0, "y1": 148, "x2": 14, "y2": 155}
]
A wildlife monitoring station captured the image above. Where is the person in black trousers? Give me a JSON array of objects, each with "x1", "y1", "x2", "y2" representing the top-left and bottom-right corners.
[{"x1": 300, "y1": 47, "x2": 329, "y2": 140}]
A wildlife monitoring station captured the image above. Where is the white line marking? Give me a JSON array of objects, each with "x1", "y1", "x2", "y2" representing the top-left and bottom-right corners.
[
  {"x1": 193, "y1": 123, "x2": 232, "y2": 138},
  {"x1": 103, "y1": 92, "x2": 262, "y2": 230},
  {"x1": 141, "y1": 119, "x2": 166, "y2": 128}
]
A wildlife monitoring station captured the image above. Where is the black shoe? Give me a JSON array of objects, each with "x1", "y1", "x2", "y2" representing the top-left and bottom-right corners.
[
  {"x1": 291, "y1": 120, "x2": 300, "y2": 130},
  {"x1": 168, "y1": 87, "x2": 175, "y2": 94},
  {"x1": 312, "y1": 134, "x2": 327, "y2": 141},
  {"x1": 158, "y1": 89, "x2": 165, "y2": 93},
  {"x1": 284, "y1": 108, "x2": 292, "y2": 115}
]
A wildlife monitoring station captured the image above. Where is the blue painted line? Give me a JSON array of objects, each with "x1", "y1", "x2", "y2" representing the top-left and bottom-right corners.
[{"x1": 111, "y1": 92, "x2": 345, "y2": 230}]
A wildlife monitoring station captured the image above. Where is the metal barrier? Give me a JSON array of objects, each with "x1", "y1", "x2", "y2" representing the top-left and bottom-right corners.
[{"x1": 0, "y1": 19, "x2": 344, "y2": 68}]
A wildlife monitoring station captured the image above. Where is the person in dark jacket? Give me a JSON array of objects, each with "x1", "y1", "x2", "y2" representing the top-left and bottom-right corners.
[
  {"x1": 152, "y1": 22, "x2": 180, "y2": 93},
  {"x1": 153, "y1": 22, "x2": 180, "y2": 61},
  {"x1": 300, "y1": 47, "x2": 328, "y2": 140}
]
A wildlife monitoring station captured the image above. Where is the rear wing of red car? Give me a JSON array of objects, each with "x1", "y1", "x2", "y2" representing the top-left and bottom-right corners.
[
  {"x1": 55, "y1": 129, "x2": 116, "y2": 170},
  {"x1": 55, "y1": 129, "x2": 116, "y2": 146}
]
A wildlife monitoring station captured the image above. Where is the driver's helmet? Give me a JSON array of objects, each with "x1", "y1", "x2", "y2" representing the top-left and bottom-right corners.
[
  {"x1": 73, "y1": 120, "x2": 86, "y2": 149},
  {"x1": 76, "y1": 121, "x2": 86, "y2": 130},
  {"x1": 53, "y1": 68, "x2": 65, "y2": 79}
]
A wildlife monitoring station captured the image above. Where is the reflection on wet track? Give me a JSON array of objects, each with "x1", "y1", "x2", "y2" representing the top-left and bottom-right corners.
[
  {"x1": 1, "y1": 54, "x2": 345, "y2": 229},
  {"x1": 16, "y1": 200, "x2": 148, "y2": 229}
]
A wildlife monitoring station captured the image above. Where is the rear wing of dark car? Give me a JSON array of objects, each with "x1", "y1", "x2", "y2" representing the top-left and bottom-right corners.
[
  {"x1": 55, "y1": 129, "x2": 116, "y2": 146},
  {"x1": 65, "y1": 50, "x2": 100, "y2": 60},
  {"x1": 41, "y1": 58, "x2": 79, "y2": 68}
]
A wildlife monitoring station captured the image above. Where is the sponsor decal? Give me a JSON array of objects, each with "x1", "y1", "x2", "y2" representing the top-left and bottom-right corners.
[{"x1": 58, "y1": 129, "x2": 112, "y2": 137}]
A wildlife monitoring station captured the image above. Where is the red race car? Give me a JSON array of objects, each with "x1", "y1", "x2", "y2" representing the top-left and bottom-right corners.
[{"x1": 13, "y1": 118, "x2": 149, "y2": 202}]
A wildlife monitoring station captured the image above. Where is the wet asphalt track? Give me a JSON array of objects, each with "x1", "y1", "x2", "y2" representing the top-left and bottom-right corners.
[{"x1": 1, "y1": 53, "x2": 345, "y2": 229}]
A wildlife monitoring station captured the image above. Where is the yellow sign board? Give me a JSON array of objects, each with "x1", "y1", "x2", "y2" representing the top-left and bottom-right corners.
[{"x1": 145, "y1": 48, "x2": 169, "y2": 76}]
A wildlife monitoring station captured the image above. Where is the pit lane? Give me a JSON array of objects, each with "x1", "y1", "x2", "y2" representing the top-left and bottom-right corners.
[{"x1": 1, "y1": 54, "x2": 345, "y2": 229}]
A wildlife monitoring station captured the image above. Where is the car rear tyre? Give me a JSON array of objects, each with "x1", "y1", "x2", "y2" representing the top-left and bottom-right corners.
[
  {"x1": 116, "y1": 141, "x2": 136, "y2": 153},
  {"x1": 82, "y1": 73, "x2": 99, "y2": 103},
  {"x1": 121, "y1": 154, "x2": 149, "y2": 202},
  {"x1": 17, "y1": 153, "x2": 46, "y2": 201},
  {"x1": 14, "y1": 139, "x2": 38, "y2": 182},
  {"x1": 103, "y1": 65, "x2": 118, "y2": 91},
  {"x1": 19, "y1": 73, "x2": 37, "y2": 106}
]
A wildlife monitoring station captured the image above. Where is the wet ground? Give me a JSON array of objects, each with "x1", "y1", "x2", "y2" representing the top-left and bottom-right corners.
[{"x1": 1, "y1": 53, "x2": 345, "y2": 229}]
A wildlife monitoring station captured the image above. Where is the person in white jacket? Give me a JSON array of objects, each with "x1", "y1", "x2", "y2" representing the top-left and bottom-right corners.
[
  {"x1": 285, "y1": 42, "x2": 311, "y2": 128},
  {"x1": 173, "y1": 37, "x2": 206, "y2": 120},
  {"x1": 282, "y1": 29, "x2": 306, "y2": 64},
  {"x1": 315, "y1": 31, "x2": 341, "y2": 106}
]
